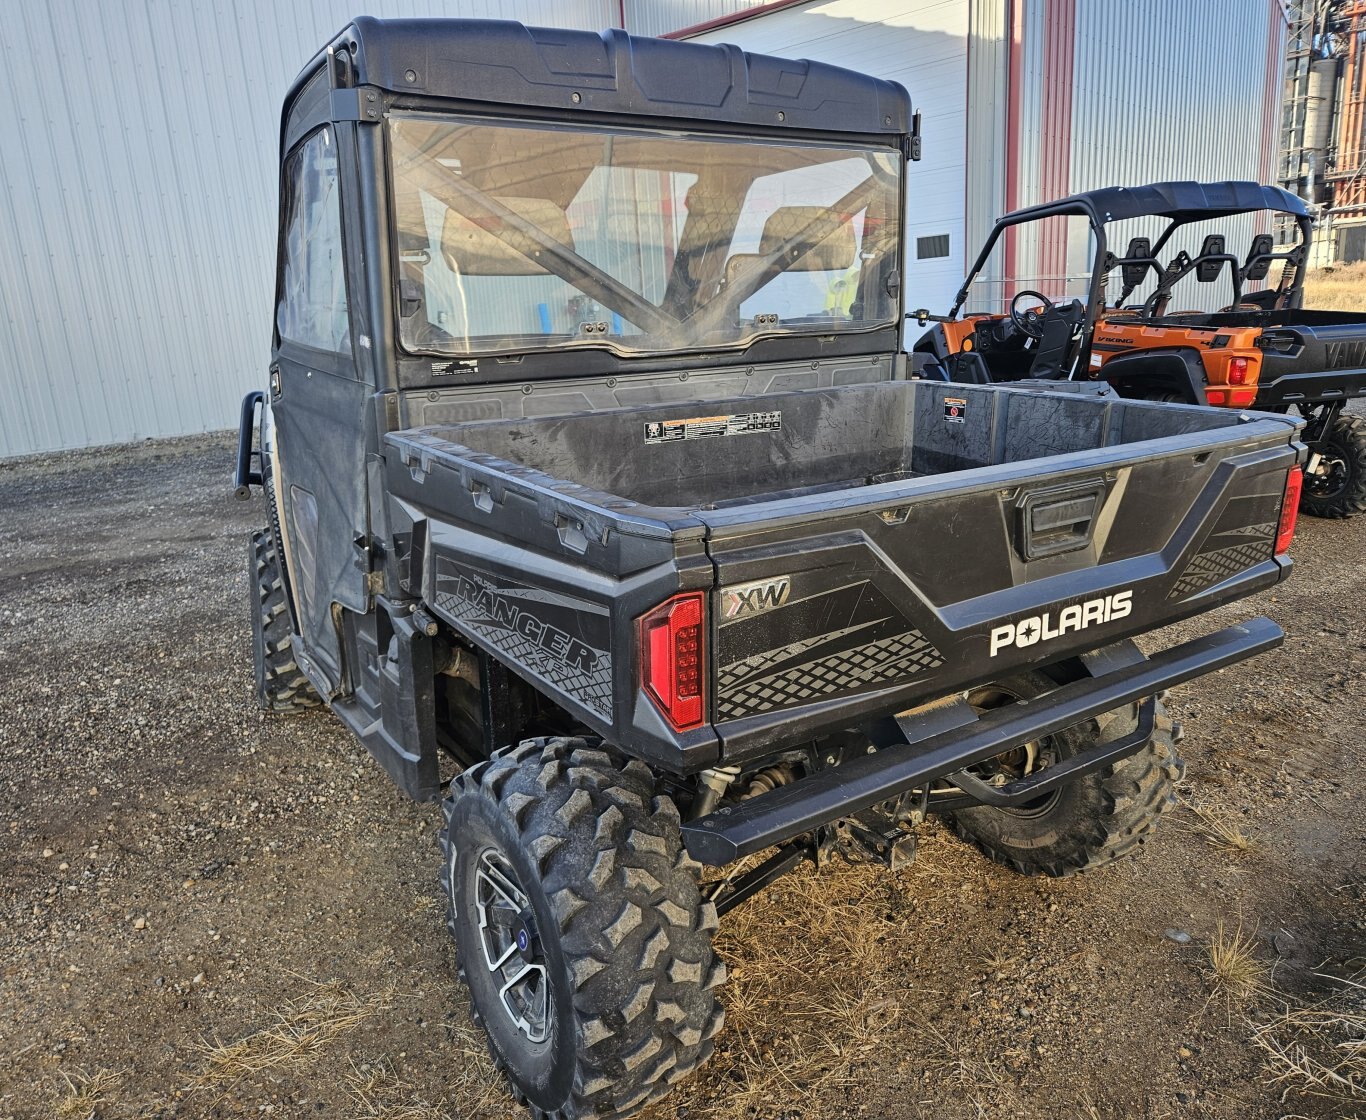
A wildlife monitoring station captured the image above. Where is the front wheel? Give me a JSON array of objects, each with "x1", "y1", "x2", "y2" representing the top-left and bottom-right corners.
[
  {"x1": 249, "y1": 529, "x2": 320, "y2": 712},
  {"x1": 944, "y1": 671, "x2": 1184, "y2": 877},
  {"x1": 441, "y1": 737, "x2": 724, "y2": 1119},
  {"x1": 1301, "y1": 412, "x2": 1366, "y2": 519}
]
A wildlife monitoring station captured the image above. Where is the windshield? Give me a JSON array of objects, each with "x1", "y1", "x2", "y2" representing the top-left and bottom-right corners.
[
  {"x1": 957, "y1": 214, "x2": 1096, "y2": 315},
  {"x1": 388, "y1": 115, "x2": 902, "y2": 358}
]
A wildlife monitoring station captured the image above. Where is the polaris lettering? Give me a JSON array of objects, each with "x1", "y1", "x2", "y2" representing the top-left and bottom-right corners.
[{"x1": 988, "y1": 590, "x2": 1133, "y2": 657}]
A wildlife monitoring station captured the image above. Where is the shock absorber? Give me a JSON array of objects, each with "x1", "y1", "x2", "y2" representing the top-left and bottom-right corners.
[{"x1": 740, "y1": 763, "x2": 797, "y2": 800}]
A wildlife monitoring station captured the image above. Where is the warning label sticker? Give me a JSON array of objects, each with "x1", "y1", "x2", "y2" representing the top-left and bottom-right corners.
[
  {"x1": 644, "y1": 411, "x2": 782, "y2": 444},
  {"x1": 943, "y1": 396, "x2": 967, "y2": 424},
  {"x1": 431, "y1": 358, "x2": 477, "y2": 376}
]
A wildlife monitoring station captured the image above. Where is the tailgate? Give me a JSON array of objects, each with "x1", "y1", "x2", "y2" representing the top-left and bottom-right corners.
[{"x1": 702, "y1": 393, "x2": 1301, "y2": 762}]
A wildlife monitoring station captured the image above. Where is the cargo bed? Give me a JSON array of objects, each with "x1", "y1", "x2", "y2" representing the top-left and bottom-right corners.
[
  {"x1": 383, "y1": 380, "x2": 1301, "y2": 773},
  {"x1": 390, "y1": 380, "x2": 1287, "y2": 519}
]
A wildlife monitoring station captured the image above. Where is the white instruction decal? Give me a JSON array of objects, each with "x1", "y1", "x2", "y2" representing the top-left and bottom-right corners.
[{"x1": 644, "y1": 411, "x2": 782, "y2": 444}]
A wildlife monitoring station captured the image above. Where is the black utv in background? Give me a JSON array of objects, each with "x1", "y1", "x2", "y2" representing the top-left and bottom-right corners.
[{"x1": 236, "y1": 19, "x2": 1304, "y2": 1118}]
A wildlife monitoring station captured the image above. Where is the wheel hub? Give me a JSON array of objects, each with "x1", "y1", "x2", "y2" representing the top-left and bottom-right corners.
[
  {"x1": 965, "y1": 685, "x2": 1061, "y2": 815},
  {"x1": 514, "y1": 912, "x2": 539, "y2": 963},
  {"x1": 474, "y1": 849, "x2": 550, "y2": 1044},
  {"x1": 1306, "y1": 451, "x2": 1348, "y2": 498}
]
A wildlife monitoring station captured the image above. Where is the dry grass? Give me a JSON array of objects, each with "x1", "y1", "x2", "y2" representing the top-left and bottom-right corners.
[
  {"x1": 982, "y1": 946, "x2": 1019, "y2": 975},
  {"x1": 344, "y1": 1056, "x2": 454, "y2": 1120},
  {"x1": 1251, "y1": 970, "x2": 1366, "y2": 1106},
  {"x1": 53, "y1": 1067, "x2": 125, "y2": 1120},
  {"x1": 1185, "y1": 802, "x2": 1259, "y2": 857},
  {"x1": 914, "y1": 1020, "x2": 1013, "y2": 1097},
  {"x1": 408, "y1": 892, "x2": 443, "y2": 917},
  {"x1": 692, "y1": 860, "x2": 914, "y2": 1117},
  {"x1": 191, "y1": 977, "x2": 390, "y2": 1091},
  {"x1": 1303, "y1": 262, "x2": 1366, "y2": 312},
  {"x1": 1205, "y1": 919, "x2": 1270, "y2": 1002}
]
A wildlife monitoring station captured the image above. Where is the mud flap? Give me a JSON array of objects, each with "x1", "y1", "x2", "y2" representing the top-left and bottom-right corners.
[{"x1": 334, "y1": 612, "x2": 441, "y2": 800}]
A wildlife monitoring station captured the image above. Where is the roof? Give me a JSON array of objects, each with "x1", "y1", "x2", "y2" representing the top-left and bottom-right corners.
[
  {"x1": 287, "y1": 17, "x2": 910, "y2": 141},
  {"x1": 1003, "y1": 180, "x2": 1312, "y2": 225}
]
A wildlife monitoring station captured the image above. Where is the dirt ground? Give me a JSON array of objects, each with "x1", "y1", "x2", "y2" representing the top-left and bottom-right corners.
[{"x1": 0, "y1": 430, "x2": 1362, "y2": 1120}]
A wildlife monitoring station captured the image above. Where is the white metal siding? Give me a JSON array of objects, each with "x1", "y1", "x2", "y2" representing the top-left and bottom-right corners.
[
  {"x1": 0, "y1": 0, "x2": 616, "y2": 458},
  {"x1": 689, "y1": 0, "x2": 971, "y2": 314},
  {"x1": 1068, "y1": 0, "x2": 1280, "y2": 199},
  {"x1": 964, "y1": 0, "x2": 1010, "y2": 293},
  {"x1": 624, "y1": 1, "x2": 772, "y2": 38},
  {"x1": 1013, "y1": 0, "x2": 1285, "y2": 308},
  {"x1": 0, "y1": 0, "x2": 1286, "y2": 456}
]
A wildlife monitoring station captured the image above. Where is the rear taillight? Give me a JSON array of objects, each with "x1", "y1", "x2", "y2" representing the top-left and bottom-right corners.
[
  {"x1": 1228, "y1": 357, "x2": 1250, "y2": 384},
  {"x1": 1276, "y1": 467, "x2": 1302, "y2": 555},
  {"x1": 639, "y1": 592, "x2": 705, "y2": 731}
]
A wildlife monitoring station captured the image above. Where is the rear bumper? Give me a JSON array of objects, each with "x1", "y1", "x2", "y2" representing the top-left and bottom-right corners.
[{"x1": 681, "y1": 616, "x2": 1283, "y2": 865}]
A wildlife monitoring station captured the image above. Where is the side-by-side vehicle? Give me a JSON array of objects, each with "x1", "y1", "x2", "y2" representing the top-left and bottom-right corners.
[{"x1": 236, "y1": 23, "x2": 1303, "y2": 1118}]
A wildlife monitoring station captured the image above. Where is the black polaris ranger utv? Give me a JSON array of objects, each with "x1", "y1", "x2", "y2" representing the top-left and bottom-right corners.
[{"x1": 236, "y1": 19, "x2": 1304, "y2": 1118}]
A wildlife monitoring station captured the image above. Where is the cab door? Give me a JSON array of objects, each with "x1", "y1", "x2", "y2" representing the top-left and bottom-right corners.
[{"x1": 268, "y1": 121, "x2": 374, "y2": 694}]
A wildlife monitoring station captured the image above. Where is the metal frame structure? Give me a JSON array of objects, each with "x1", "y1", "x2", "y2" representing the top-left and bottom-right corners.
[{"x1": 949, "y1": 180, "x2": 1315, "y2": 365}]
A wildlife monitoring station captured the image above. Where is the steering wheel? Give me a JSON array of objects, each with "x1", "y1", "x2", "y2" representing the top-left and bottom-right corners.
[{"x1": 1009, "y1": 289, "x2": 1055, "y2": 339}]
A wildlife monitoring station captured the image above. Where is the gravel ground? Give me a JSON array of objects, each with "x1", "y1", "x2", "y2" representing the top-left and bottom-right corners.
[{"x1": 0, "y1": 431, "x2": 1361, "y2": 1119}]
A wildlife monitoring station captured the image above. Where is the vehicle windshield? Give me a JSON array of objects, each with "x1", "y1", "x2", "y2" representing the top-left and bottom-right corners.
[
  {"x1": 388, "y1": 115, "x2": 902, "y2": 358},
  {"x1": 956, "y1": 214, "x2": 1096, "y2": 315}
]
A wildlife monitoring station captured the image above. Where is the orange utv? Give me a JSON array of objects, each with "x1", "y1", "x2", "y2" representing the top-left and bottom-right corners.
[{"x1": 911, "y1": 180, "x2": 1366, "y2": 518}]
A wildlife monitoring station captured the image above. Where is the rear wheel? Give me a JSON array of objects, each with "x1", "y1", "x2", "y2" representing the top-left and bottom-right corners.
[
  {"x1": 441, "y1": 737, "x2": 724, "y2": 1119},
  {"x1": 249, "y1": 528, "x2": 320, "y2": 712},
  {"x1": 944, "y1": 671, "x2": 1183, "y2": 877},
  {"x1": 1301, "y1": 412, "x2": 1366, "y2": 519}
]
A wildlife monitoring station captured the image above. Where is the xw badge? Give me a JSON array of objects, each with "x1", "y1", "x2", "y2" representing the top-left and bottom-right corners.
[{"x1": 721, "y1": 576, "x2": 792, "y2": 620}]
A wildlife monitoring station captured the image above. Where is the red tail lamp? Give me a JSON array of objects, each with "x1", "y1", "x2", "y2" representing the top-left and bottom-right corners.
[
  {"x1": 1228, "y1": 357, "x2": 1251, "y2": 384},
  {"x1": 1276, "y1": 467, "x2": 1302, "y2": 555},
  {"x1": 639, "y1": 592, "x2": 705, "y2": 731}
]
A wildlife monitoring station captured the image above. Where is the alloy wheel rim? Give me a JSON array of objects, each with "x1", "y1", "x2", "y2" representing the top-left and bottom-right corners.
[{"x1": 474, "y1": 848, "x2": 550, "y2": 1044}]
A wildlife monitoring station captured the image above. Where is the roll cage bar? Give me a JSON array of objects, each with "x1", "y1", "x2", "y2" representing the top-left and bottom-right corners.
[{"x1": 948, "y1": 181, "x2": 1315, "y2": 330}]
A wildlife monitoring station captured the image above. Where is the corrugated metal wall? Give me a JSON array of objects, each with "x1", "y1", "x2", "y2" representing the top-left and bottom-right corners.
[
  {"x1": 0, "y1": 0, "x2": 1287, "y2": 456},
  {"x1": 1069, "y1": 1, "x2": 1281, "y2": 196},
  {"x1": 964, "y1": 0, "x2": 1010, "y2": 295},
  {"x1": 0, "y1": 0, "x2": 617, "y2": 458},
  {"x1": 623, "y1": 0, "x2": 771, "y2": 38},
  {"x1": 1010, "y1": 0, "x2": 1286, "y2": 308}
]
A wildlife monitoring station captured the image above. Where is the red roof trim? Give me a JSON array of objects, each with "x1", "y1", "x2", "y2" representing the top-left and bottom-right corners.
[{"x1": 663, "y1": 0, "x2": 813, "y2": 40}]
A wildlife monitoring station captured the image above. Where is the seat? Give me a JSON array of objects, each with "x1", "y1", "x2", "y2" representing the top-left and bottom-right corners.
[
  {"x1": 441, "y1": 196, "x2": 574, "y2": 275},
  {"x1": 757, "y1": 206, "x2": 856, "y2": 271},
  {"x1": 1026, "y1": 300, "x2": 1085, "y2": 379},
  {"x1": 1243, "y1": 233, "x2": 1274, "y2": 282},
  {"x1": 1195, "y1": 234, "x2": 1228, "y2": 283}
]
